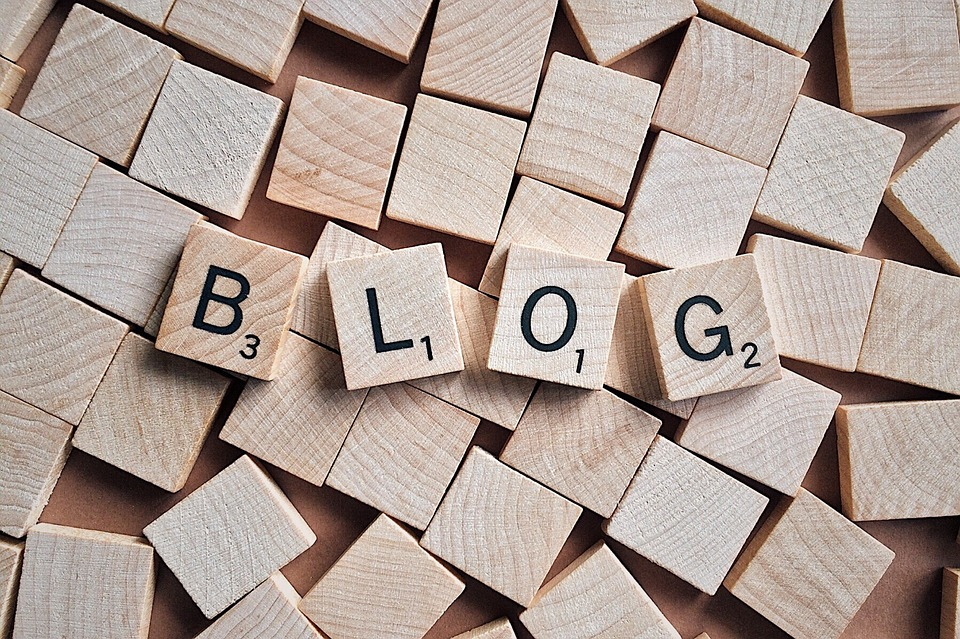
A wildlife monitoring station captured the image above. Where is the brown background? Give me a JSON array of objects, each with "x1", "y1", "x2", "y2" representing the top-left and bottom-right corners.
[{"x1": 11, "y1": 1, "x2": 960, "y2": 637}]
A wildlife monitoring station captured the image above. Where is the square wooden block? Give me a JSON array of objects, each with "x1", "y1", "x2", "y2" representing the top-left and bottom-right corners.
[
  {"x1": 13, "y1": 524, "x2": 155, "y2": 639},
  {"x1": 0, "y1": 0, "x2": 56, "y2": 60},
  {"x1": 488, "y1": 244, "x2": 624, "y2": 390},
  {"x1": 500, "y1": 383, "x2": 661, "y2": 517},
  {"x1": 944, "y1": 568, "x2": 960, "y2": 639},
  {"x1": 97, "y1": 0, "x2": 176, "y2": 31},
  {"x1": 694, "y1": 0, "x2": 832, "y2": 54},
  {"x1": 197, "y1": 573, "x2": 324, "y2": 639},
  {"x1": 386, "y1": 94, "x2": 525, "y2": 244},
  {"x1": 268, "y1": 77, "x2": 406, "y2": 230},
  {"x1": 518, "y1": 53, "x2": 659, "y2": 206},
  {"x1": 300, "y1": 514, "x2": 465, "y2": 639},
  {"x1": 0, "y1": 58, "x2": 24, "y2": 109},
  {"x1": 604, "y1": 436, "x2": 768, "y2": 595},
  {"x1": 144, "y1": 455, "x2": 316, "y2": 618},
  {"x1": 155, "y1": 221, "x2": 308, "y2": 380},
  {"x1": 0, "y1": 538, "x2": 22, "y2": 639},
  {"x1": 129, "y1": 61, "x2": 284, "y2": 219},
  {"x1": 326, "y1": 243, "x2": 464, "y2": 389},
  {"x1": 303, "y1": 0, "x2": 433, "y2": 63},
  {"x1": 616, "y1": 132, "x2": 766, "y2": 269},
  {"x1": 652, "y1": 17, "x2": 808, "y2": 166},
  {"x1": 724, "y1": 488, "x2": 895, "y2": 639},
  {"x1": 453, "y1": 619, "x2": 517, "y2": 639}
]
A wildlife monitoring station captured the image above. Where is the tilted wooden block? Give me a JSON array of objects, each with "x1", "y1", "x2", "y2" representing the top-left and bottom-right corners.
[
  {"x1": 268, "y1": 77, "x2": 406, "y2": 230},
  {"x1": 144, "y1": 266, "x2": 175, "y2": 338},
  {"x1": 0, "y1": 253, "x2": 14, "y2": 294},
  {"x1": 421, "y1": 447, "x2": 582, "y2": 606},
  {"x1": 0, "y1": 58, "x2": 24, "y2": 109},
  {"x1": 944, "y1": 568, "x2": 960, "y2": 639},
  {"x1": 615, "y1": 132, "x2": 766, "y2": 269},
  {"x1": 452, "y1": 619, "x2": 518, "y2": 639},
  {"x1": 694, "y1": 0, "x2": 832, "y2": 55},
  {"x1": 386, "y1": 94, "x2": 525, "y2": 244},
  {"x1": 97, "y1": 0, "x2": 177, "y2": 31},
  {"x1": 303, "y1": 0, "x2": 433, "y2": 63},
  {"x1": 300, "y1": 514, "x2": 464, "y2": 639},
  {"x1": 197, "y1": 573, "x2": 324, "y2": 639},
  {"x1": 652, "y1": 17, "x2": 808, "y2": 166},
  {"x1": 604, "y1": 436, "x2": 768, "y2": 595},
  {"x1": 156, "y1": 221, "x2": 308, "y2": 380},
  {"x1": 0, "y1": 538, "x2": 22, "y2": 639},
  {"x1": 143, "y1": 455, "x2": 316, "y2": 618},
  {"x1": 0, "y1": 0, "x2": 56, "y2": 60}
]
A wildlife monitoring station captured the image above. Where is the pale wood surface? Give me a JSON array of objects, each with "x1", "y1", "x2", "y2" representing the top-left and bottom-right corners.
[
  {"x1": 452, "y1": 619, "x2": 518, "y2": 639},
  {"x1": 0, "y1": 58, "x2": 23, "y2": 109},
  {"x1": 197, "y1": 573, "x2": 325, "y2": 639},
  {"x1": 97, "y1": 0, "x2": 176, "y2": 31},
  {"x1": 0, "y1": 538, "x2": 22, "y2": 639},
  {"x1": 943, "y1": 568, "x2": 960, "y2": 639},
  {"x1": 303, "y1": 0, "x2": 433, "y2": 63},
  {"x1": 144, "y1": 265, "x2": 174, "y2": 338},
  {"x1": 0, "y1": 253, "x2": 14, "y2": 295},
  {"x1": 0, "y1": 0, "x2": 56, "y2": 60},
  {"x1": 694, "y1": 0, "x2": 832, "y2": 54}
]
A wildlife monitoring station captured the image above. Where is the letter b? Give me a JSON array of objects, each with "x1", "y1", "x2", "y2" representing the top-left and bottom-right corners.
[{"x1": 192, "y1": 265, "x2": 250, "y2": 336}]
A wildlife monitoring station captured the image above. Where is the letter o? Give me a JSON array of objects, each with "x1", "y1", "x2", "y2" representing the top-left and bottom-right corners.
[{"x1": 520, "y1": 286, "x2": 578, "y2": 352}]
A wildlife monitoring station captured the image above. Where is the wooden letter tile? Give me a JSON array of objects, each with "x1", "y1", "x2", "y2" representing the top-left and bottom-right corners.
[
  {"x1": 197, "y1": 573, "x2": 324, "y2": 639},
  {"x1": 0, "y1": 58, "x2": 24, "y2": 109},
  {"x1": 97, "y1": 0, "x2": 177, "y2": 31},
  {"x1": 944, "y1": 568, "x2": 960, "y2": 639},
  {"x1": 694, "y1": 0, "x2": 832, "y2": 55},
  {"x1": 303, "y1": 0, "x2": 433, "y2": 63},
  {"x1": 0, "y1": 0, "x2": 56, "y2": 61},
  {"x1": 453, "y1": 619, "x2": 518, "y2": 639},
  {"x1": 0, "y1": 538, "x2": 22, "y2": 639}
]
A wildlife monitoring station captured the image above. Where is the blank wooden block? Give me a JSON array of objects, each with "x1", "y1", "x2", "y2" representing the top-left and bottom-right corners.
[
  {"x1": 748, "y1": 234, "x2": 881, "y2": 371},
  {"x1": 694, "y1": 0, "x2": 832, "y2": 54},
  {"x1": 143, "y1": 455, "x2": 316, "y2": 618},
  {"x1": 303, "y1": 0, "x2": 433, "y2": 63},
  {"x1": 421, "y1": 447, "x2": 582, "y2": 606},
  {"x1": 197, "y1": 573, "x2": 324, "y2": 639},
  {"x1": 520, "y1": 541, "x2": 680, "y2": 639},
  {"x1": 754, "y1": 96, "x2": 905, "y2": 253},
  {"x1": 944, "y1": 568, "x2": 960, "y2": 639},
  {"x1": 834, "y1": 0, "x2": 960, "y2": 116},
  {"x1": 97, "y1": 0, "x2": 176, "y2": 31},
  {"x1": 517, "y1": 53, "x2": 659, "y2": 207},
  {"x1": 0, "y1": 0, "x2": 56, "y2": 60},
  {"x1": 300, "y1": 514, "x2": 465, "y2": 639},
  {"x1": 676, "y1": 369, "x2": 841, "y2": 495},
  {"x1": 327, "y1": 243, "x2": 464, "y2": 389},
  {"x1": 129, "y1": 60, "x2": 284, "y2": 219},
  {"x1": 20, "y1": 5, "x2": 181, "y2": 166},
  {"x1": 13, "y1": 523, "x2": 155, "y2": 639},
  {"x1": 0, "y1": 253, "x2": 14, "y2": 295},
  {"x1": 488, "y1": 244, "x2": 624, "y2": 390},
  {"x1": 724, "y1": 488, "x2": 895, "y2": 639},
  {"x1": 615, "y1": 132, "x2": 766, "y2": 269},
  {"x1": 0, "y1": 58, "x2": 23, "y2": 109},
  {"x1": 452, "y1": 619, "x2": 518, "y2": 639},
  {"x1": 0, "y1": 538, "x2": 22, "y2": 639},
  {"x1": 386, "y1": 94, "x2": 525, "y2": 244},
  {"x1": 156, "y1": 221, "x2": 308, "y2": 380},
  {"x1": 268, "y1": 77, "x2": 406, "y2": 230},
  {"x1": 500, "y1": 383, "x2": 660, "y2": 517},
  {"x1": 652, "y1": 17, "x2": 808, "y2": 166}
]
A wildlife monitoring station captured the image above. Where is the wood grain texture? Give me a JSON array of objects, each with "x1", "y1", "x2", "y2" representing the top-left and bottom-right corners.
[
  {"x1": 0, "y1": 538, "x2": 22, "y2": 639},
  {"x1": 300, "y1": 514, "x2": 465, "y2": 639},
  {"x1": 754, "y1": 95, "x2": 905, "y2": 253},
  {"x1": 19, "y1": 5, "x2": 181, "y2": 166},
  {"x1": 326, "y1": 383, "x2": 480, "y2": 530},
  {"x1": 520, "y1": 541, "x2": 681, "y2": 639},
  {"x1": 13, "y1": 523, "x2": 155, "y2": 639},
  {"x1": 0, "y1": 0, "x2": 56, "y2": 60},
  {"x1": 386, "y1": 94, "x2": 526, "y2": 244},
  {"x1": 267, "y1": 76, "x2": 407, "y2": 230},
  {"x1": 651, "y1": 17, "x2": 808, "y2": 167},
  {"x1": 676, "y1": 368, "x2": 841, "y2": 495},
  {"x1": 0, "y1": 253, "x2": 14, "y2": 295},
  {"x1": 500, "y1": 383, "x2": 660, "y2": 518},
  {"x1": 724, "y1": 488, "x2": 895, "y2": 639},
  {"x1": 616, "y1": 132, "x2": 766, "y2": 269},
  {"x1": 0, "y1": 58, "x2": 23, "y2": 109},
  {"x1": 128, "y1": 60, "x2": 284, "y2": 219},
  {"x1": 452, "y1": 619, "x2": 518, "y2": 639},
  {"x1": 944, "y1": 568, "x2": 960, "y2": 639},
  {"x1": 143, "y1": 455, "x2": 316, "y2": 618},
  {"x1": 604, "y1": 436, "x2": 768, "y2": 595},
  {"x1": 420, "y1": 447, "x2": 582, "y2": 606},
  {"x1": 144, "y1": 265, "x2": 174, "y2": 338},
  {"x1": 303, "y1": 0, "x2": 433, "y2": 63},
  {"x1": 517, "y1": 53, "x2": 659, "y2": 206},
  {"x1": 694, "y1": 0, "x2": 832, "y2": 54},
  {"x1": 97, "y1": 0, "x2": 176, "y2": 31}
]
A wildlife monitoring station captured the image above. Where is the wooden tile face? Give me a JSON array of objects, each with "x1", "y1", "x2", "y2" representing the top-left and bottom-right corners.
[
  {"x1": 386, "y1": 94, "x2": 526, "y2": 244},
  {"x1": 97, "y1": 0, "x2": 176, "y2": 31},
  {"x1": 616, "y1": 132, "x2": 766, "y2": 269},
  {"x1": 652, "y1": 18, "x2": 808, "y2": 166},
  {"x1": 694, "y1": 0, "x2": 832, "y2": 54},
  {"x1": 0, "y1": 0, "x2": 56, "y2": 60},
  {"x1": 453, "y1": 619, "x2": 518, "y2": 639},
  {"x1": 197, "y1": 573, "x2": 324, "y2": 639},
  {"x1": 421, "y1": 447, "x2": 582, "y2": 606},
  {"x1": 267, "y1": 77, "x2": 406, "y2": 230},
  {"x1": 155, "y1": 222, "x2": 308, "y2": 381},
  {"x1": 143, "y1": 456, "x2": 316, "y2": 618},
  {"x1": 303, "y1": 0, "x2": 433, "y2": 63},
  {"x1": 944, "y1": 568, "x2": 960, "y2": 639},
  {"x1": 0, "y1": 538, "x2": 22, "y2": 639},
  {"x1": 0, "y1": 58, "x2": 24, "y2": 109}
]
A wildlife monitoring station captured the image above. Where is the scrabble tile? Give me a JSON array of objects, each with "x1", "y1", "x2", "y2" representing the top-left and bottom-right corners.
[
  {"x1": 267, "y1": 77, "x2": 406, "y2": 230},
  {"x1": 488, "y1": 245, "x2": 624, "y2": 390},
  {"x1": 676, "y1": 369, "x2": 841, "y2": 495},
  {"x1": 517, "y1": 53, "x2": 659, "y2": 206},
  {"x1": 129, "y1": 60, "x2": 284, "y2": 219},
  {"x1": 834, "y1": 0, "x2": 960, "y2": 116},
  {"x1": 420, "y1": 0, "x2": 557, "y2": 116},
  {"x1": 0, "y1": 0, "x2": 56, "y2": 61},
  {"x1": 694, "y1": 0, "x2": 832, "y2": 55},
  {"x1": 386, "y1": 94, "x2": 526, "y2": 244},
  {"x1": 500, "y1": 383, "x2": 661, "y2": 517},
  {"x1": 327, "y1": 383, "x2": 480, "y2": 529},
  {"x1": 0, "y1": 110, "x2": 97, "y2": 268},
  {"x1": 724, "y1": 488, "x2": 895, "y2": 639},
  {"x1": 143, "y1": 455, "x2": 316, "y2": 618},
  {"x1": 0, "y1": 253, "x2": 14, "y2": 294},
  {"x1": 652, "y1": 18, "x2": 808, "y2": 166},
  {"x1": 453, "y1": 619, "x2": 518, "y2": 639},
  {"x1": 408, "y1": 280, "x2": 537, "y2": 430},
  {"x1": 303, "y1": 0, "x2": 433, "y2": 63},
  {"x1": 421, "y1": 447, "x2": 582, "y2": 606},
  {"x1": 0, "y1": 270, "x2": 128, "y2": 424},
  {"x1": 0, "y1": 58, "x2": 24, "y2": 109},
  {"x1": 326, "y1": 243, "x2": 464, "y2": 389},
  {"x1": 615, "y1": 132, "x2": 766, "y2": 269},
  {"x1": 857, "y1": 260, "x2": 960, "y2": 395},
  {"x1": 0, "y1": 538, "x2": 22, "y2": 639},
  {"x1": 20, "y1": 5, "x2": 181, "y2": 166},
  {"x1": 13, "y1": 523, "x2": 155, "y2": 639},
  {"x1": 221, "y1": 332, "x2": 366, "y2": 487},
  {"x1": 155, "y1": 221, "x2": 308, "y2": 381},
  {"x1": 748, "y1": 234, "x2": 881, "y2": 371},
  {"x1": 97, "y1": 0, "x2": 176, "y2": 31},
  {"x1": 754, "y1": 96, "x2": 905, "y2": 253},
  {"x1": 520, "y1": 541, "x2": 681, "y2": 639},
  {"x1": 884, "y1": 118, "x2": 960, "y2": 275},
  {"x1": 196, "y1": 573, "x2": 324, "y2": 639},
  {"x1": 944, "y1": 568, "x2": 960, "y2": 639},
  {"x1": 42, "y1": 164, "x2": 204, "y2": 327}
]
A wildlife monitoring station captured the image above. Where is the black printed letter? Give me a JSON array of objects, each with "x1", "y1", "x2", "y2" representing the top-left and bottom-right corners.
[
  {"x1": 192, "y1": 266, "x2": 250, "y2": 336},
  {"x1": 674, "y1": 295, "x2": 733, "y2": 362},
  {"x1": 366, "y1": 288, "x2": 414, "y2": 353},
  {"x1": 520, "y1": 286, "x2": 578, "y2": 352}
]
